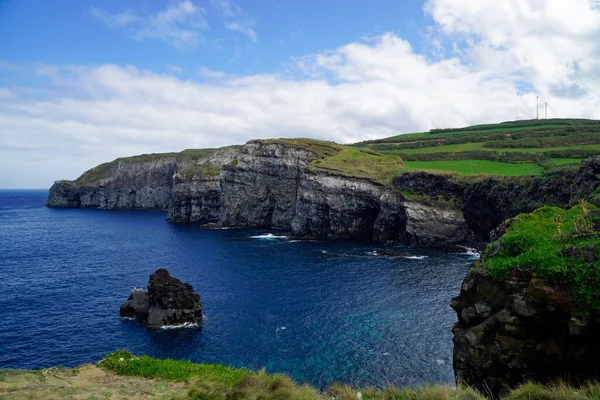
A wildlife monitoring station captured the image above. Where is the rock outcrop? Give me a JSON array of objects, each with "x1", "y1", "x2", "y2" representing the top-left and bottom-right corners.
[
  {"x1": 120, "y1": 269, "x2": 202, "y2": 328},
  {"x1": 451, "y1": 267, "x2": 600, "y2": 398}
]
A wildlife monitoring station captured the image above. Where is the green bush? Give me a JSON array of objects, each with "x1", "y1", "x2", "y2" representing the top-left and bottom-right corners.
[{"x1": 482, "y1": 203, "x2": 600, "y2": 313}]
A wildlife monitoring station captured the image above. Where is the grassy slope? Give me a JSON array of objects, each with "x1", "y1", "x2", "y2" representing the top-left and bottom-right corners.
[
  {"x1": 482, "y1": 203, "x2": 600, "y2": 313},
  {"x1": 74, "y1": 119, "x2": 599, "y2": 186},
  {"x1": 404, "y1": 160, "x2": 544, "y2": 176},
  {"x1": 354, "y1": 118, "x2": 600, "y2": 176},
  {"x1": 3, "y1": 352, "x2": 599, "y2": 400}
]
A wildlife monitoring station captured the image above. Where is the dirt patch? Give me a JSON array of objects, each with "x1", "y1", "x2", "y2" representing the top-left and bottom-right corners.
[{"x1": 0, "y1": 364, "x2": 189, "y2": 399}]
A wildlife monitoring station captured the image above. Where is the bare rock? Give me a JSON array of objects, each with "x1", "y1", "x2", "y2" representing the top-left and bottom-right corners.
[
  {"x1": 451, "y1": 267, "x2": 600, "y2": 398},
  {"x1": 120, "y1": 269, "x2": 202, "y2": 328}
]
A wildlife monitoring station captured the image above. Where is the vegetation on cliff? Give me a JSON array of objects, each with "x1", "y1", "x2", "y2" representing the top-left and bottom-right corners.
[{"x1": 482, "y1": 202, "x2": 600, "y2": 313}]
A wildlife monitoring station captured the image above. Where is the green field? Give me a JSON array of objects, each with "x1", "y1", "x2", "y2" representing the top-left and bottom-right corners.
[
  {"x1": 551, "y1": 158, "x2": 585, "y2": 165},
  {"x1": 344, "y1": 118, "x2": 600, "y2": 178},
  {"x1": 380, "y1": 123, "x2": 572, "y2": 142},
  {"x1": 403, "y1": 160, "x2": 544, "y2": 176},
  {"x1": 396, "y1": 142, "x2": 600, "y2": 155}
]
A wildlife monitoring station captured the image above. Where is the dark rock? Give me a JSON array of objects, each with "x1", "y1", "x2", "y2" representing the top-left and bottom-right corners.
[
  {"x1": 451, "y1": 267, "x2": 600, "y2": 398},
  {"x1": 373, "y1": 249, "x2": 409, "y2": 257},
  {"x1": 562, "y1": 245, "x2": 597, "y2": 263},
  {"x1": 120, "y1": 269, "x2": 202, "y2": 328},
  {"x1": 119, "y1": 288, "x2": 150, "y2": 323}
]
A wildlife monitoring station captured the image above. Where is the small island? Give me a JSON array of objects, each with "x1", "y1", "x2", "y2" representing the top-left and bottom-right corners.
[{"x1": 120, "y1": 269, "x2": 202, "y2": 328}]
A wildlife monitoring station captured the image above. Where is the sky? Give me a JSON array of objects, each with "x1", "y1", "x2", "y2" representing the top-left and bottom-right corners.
[{"x1": 1, "y1": 0, "x2": 599, "y2": 188}]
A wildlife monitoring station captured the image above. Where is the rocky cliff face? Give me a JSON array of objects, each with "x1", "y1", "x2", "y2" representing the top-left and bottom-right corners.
[
  {"x1": 47, "y1": 157, "x2": 178, "y2": 210},
  {"x1": 393, "y1": 156, "x2": 600, "y2": 242},
  {"x1": 167, "y1": 147, "x2": 238, "y2": 223},
  {"x1": 451, "y1": 267, "x2": 600, "y2": 398},
  {"x1": 47, "y1": 141, "x2": 600, "y2": 248}
]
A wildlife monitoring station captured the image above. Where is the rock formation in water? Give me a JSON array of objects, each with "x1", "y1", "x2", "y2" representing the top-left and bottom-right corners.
[
  {"x1": 450, "y1": 206, "x2": 600, "y2": 398},
  {"x1": 47, "y1": 138, "x2": 600, "y2": 248},
  {"x1": 120, "y1": 269, "x2": 202, "y2": 328}
]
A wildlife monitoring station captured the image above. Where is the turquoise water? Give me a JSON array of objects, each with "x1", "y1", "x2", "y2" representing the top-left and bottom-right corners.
[{"x1": 0, "y1": 189, "x2": 475, "y2": 389}]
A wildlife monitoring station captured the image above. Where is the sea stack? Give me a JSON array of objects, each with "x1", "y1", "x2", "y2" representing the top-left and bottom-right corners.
[{"x1": 120, "y1": 269, "x2": 202, "y2": 328}]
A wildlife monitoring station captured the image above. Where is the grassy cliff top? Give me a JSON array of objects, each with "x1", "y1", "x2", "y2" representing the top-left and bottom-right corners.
[
  {"x1": 75, "y1": 118, "x2": 599, "y2": 185},
  {"x1": 482, "y1": 202, "x2": 600, "y2": 313},
  {"x1": 75, "y1": 147, "x2": 240, "y2": 185},
  {"x1": 2, "y1": 351, "x2": 599, "y2": 399}
]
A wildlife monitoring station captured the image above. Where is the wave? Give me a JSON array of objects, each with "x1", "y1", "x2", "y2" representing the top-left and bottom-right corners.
[
  {"x1": 249, "y1": 233, "x2": 289, "y2": 240},
  {"x1": 160, "y1": 322, "x2": 199, "y2": 330},
  {"x1": 457, "y1": 246, "x2": 481, "y2": 260},
  {"x1": 368, "y1": 250, "x2": 427, "y2": 259}
]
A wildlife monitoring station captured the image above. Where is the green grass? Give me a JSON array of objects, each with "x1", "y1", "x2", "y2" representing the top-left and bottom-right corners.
[
  {"x1": 395, "y1": 142, "x2": 600, "y2": 155},
  {"x1": 482, "y1": 203, "x2": 600, "y2": 313},
  {"x1": 100, "y1": 350, "x2": 253, "y2": 385},
  {"x1": 380, "y1": 123, "x2": 571, "y2": 143},
  {"x1": 308, "y1": 147, "x2": 404, "y2": 184},
  {"x1": 403, "y1": 160, "x2": 544, "y2": 176},
  {"x1": 551, "y1": 158, "x2": 584, "y2": 165},
  {"x1": 97, "y1": 352, "x2": 600, "y2": 400},
  {"x1": 261, "y1": 138, "x2": 343, "y2": 159}
]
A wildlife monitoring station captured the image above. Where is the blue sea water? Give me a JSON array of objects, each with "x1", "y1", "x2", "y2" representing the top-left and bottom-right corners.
[{"x1": 0, "y1": 189, "x2": 476, "y2": 389}]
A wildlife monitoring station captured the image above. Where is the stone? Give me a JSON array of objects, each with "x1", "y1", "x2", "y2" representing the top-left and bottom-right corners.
[
  {"x1": 120, "y1": 269, "x2": 202, "y2": 328},
  {"x1": 451, "y1": 266, "x2": 600, "y2": 398},
  {"x1": 119, "y1": 288, "x2": 150, "y2": 323}
]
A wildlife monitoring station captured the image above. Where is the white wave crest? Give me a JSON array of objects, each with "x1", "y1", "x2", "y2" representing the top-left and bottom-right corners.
[
  {"x1": 160, "y1": 322, "x2": 199, "y2": 330},
  {"x1": 404, "y1": 255, "x2": 428, "y2": 260},
  {"x1": 249, "y1": 233, "x2": 289, "y2": 240},
  {"x1": 367, "y1": 251, "x2": 378, "y2": 256},
  {"x1": 457, "y1": 246, "x2": 481, "y2": 260}
]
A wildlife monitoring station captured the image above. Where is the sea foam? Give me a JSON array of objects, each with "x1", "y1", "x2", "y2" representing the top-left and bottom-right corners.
[
  {"x1": 250, "y1": 233, "x2": 289, "y2": 240},
  {"x1": 160, "y1": 322, "x2": 199, "y2": 330}
]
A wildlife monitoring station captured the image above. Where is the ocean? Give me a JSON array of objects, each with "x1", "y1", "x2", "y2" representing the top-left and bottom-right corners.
[{"x1": 0, "y1": 189, "x2": 476, "y2": 389}]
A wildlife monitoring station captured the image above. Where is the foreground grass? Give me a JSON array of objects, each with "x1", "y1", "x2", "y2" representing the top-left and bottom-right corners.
[
  {"x1": 3, "y1": 352, "x2": 600, "y2": 399},
  {"x1": 482, "y1": 202, "x2": 600, "y2": 313},
  {"x1": 100, "y1": 350, "x2": 252, "y2": 386},
  {"x1": 82, "y1": 351, "x2": 600, "y2": 400}
]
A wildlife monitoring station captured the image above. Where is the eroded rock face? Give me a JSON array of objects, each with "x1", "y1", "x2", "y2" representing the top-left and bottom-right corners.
[
  {"x1": 47, "y1": 145, "x2": 600, "y2": 249},
  {"x1": 120, "y1": 269, "x2": 202, "y2": 328},
  {"x1": 167, "y1": 148, "x2": 238, "y2": 223},
  {"x1": 47, "y1": 157, "x2": 178, "y2": 210},
  {"x1": 451, "y1": 267, "x2": 600, "y2": 398},
  {"x1": 393, "y1": 156, "x2": 600, "y2": 242}
]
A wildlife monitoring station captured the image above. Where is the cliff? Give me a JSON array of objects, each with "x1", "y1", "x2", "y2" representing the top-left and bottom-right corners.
[
  {"x1": 451, "y1": 204, "x2": 600, "y2": 398},
  {"x1": 47, "y1": 139, "x2": 600, "y2": 248}
]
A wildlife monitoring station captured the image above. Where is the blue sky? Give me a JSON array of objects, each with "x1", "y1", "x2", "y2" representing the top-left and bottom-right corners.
[
  {"x1": 1, "y1": 0, "x2": 429, "y2": 77},
  {"x1": 1, "y1": 0, "x2": 599, "y2": 188}
]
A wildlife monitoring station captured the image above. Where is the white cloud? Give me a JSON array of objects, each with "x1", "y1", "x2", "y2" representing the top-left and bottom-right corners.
[
  {"x1": 211, "y1": 0, "x2": 258, "y2": 42},
  {"x1": 2, "y1": 1, "x2": 600, "y2": 187},
  {"x1": 91, "y1": 1, "x2": 207, "y2": 48},
  {"x1": 424, "y1": 0, "x2": 600, "y2": 99}
]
